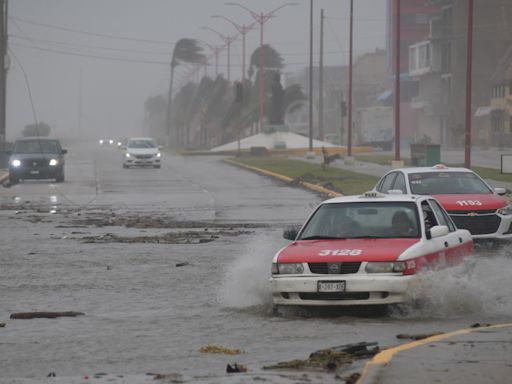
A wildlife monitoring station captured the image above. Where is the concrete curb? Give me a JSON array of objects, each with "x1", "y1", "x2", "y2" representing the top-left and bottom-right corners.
[
  {"x1": 356, "y1": 322, "x2": 512, "y2": 384},
  {"x1": 223, "y1": 158, "x2": 342, "y2": 198}
]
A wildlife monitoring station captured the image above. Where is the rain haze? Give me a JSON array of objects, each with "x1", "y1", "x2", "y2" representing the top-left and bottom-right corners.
[
  {"x1": 7, "y1": 0, "x2": 386, "y2": 142},
  {"x1": 3, "y1": 1, "x2": 512, "y2": 383}
]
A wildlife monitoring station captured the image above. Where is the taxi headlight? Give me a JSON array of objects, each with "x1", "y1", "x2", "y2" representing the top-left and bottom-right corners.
[
  {"x1": 497, "y1": 204, "x2": 512, "y2": 216},
  {"x1": 366, "y1": 261, "x2": 405, "y2": 274},
  {"x1": 273, "y1": 263, "x2": 304, "y2": 275},
  {"x1": 125, "y1": 153, "x2": 131, "y2": 158},
  {"x1": 49, "y1": 159, "x2": 59, "y2": 166},
  {"x1": 156, "y1": 152, "x2": 161, "y2": 158},
  {"x1": 11, "y1": 159, "x2": 21, "y2": 167}
]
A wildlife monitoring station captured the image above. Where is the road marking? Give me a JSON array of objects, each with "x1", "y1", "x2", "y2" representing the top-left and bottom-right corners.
[{"x1": 357, "y1": 323, "x2": 512, "y2": 384}]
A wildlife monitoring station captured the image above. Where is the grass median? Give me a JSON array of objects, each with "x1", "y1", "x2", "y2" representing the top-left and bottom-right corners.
[
  {"x1": 355, "y1": 154, "x2": 510, "y2": 183},
  {"x1": 228, "y1": 156, "x2": 379, "y2": 196}
]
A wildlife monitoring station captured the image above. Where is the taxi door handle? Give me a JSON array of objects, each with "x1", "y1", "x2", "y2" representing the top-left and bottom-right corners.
[{"x1": 444, "y1": 241, "x2": 449, "y2": 248}]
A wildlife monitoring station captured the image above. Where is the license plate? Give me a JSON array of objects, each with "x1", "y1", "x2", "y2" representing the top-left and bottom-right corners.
[
  {"x1": 30, "y1": 170, "x2": 40, "y2": 175},
  {"x1": 318, "y1": 281, "x2": 346, "y2": 292}
]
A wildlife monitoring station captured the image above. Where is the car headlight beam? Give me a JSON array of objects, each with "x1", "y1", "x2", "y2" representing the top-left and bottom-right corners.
[
  {"x1": 365, "y1": 261, "x2": 405, "y2": 274},
  {"x1": 11, "y1": 159, "x2": 21, "y2": 167},
  {"x1": 125, "y1": 153, "x2": 131, "y2": 158},
  {"x1": 49, "y1": 159, "x2": 59, "y2": 166}
]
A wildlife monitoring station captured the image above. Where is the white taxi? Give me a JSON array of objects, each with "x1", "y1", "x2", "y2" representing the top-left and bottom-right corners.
[
  {"x1": 374, "y1": 165, "x2": 512, "y2": 240},
  {"x1": 270, "y1": 192, "x2": 473, "y2": 307}
]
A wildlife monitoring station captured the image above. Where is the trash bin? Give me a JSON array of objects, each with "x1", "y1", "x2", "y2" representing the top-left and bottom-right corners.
[{"x1": 410, "y1": 144, "x2": 440, "y2": 166}]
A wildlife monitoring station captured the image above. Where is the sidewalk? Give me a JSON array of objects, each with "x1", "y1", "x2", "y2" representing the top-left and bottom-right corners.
[{"x1": 358, "y1": 323, "x2": 512, "y2": 384}]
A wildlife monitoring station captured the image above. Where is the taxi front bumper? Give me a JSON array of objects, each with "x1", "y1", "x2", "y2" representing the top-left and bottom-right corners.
[{"x1": 270, "y1": 274, "x2": 416, "y2": 306}]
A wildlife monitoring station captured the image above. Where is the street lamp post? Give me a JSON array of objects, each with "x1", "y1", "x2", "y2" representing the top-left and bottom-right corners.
[
  {"x1": 211, "y1": 15, "x2": 255, "y2": 84},
  {"x1": 203, "y1": 42, "x2": 222, "y2": 77},
  {"x1": 226, "y1": 2, "x2": 298, "y2": 133},
  {"x1": 201, "y1": 26, "x2": 237, "y2": 82}
]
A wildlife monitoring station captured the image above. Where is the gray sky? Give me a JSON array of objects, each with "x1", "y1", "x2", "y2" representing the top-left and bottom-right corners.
[{"x1": 7, "y1": 0, "x2": 387, "y2": 142}]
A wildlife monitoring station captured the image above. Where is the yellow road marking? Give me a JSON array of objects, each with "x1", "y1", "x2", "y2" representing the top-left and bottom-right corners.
[{"x1": 357, "y1": 323, "x2": 512, "y2": 383}]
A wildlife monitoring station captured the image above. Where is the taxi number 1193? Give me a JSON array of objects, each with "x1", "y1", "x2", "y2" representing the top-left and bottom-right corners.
[
  {"x1": 456, "y1": 200, "x2": 482, "y2": 206},
  {"x1": 319, "y1": 249, "x2": 363, "y2": 256}
]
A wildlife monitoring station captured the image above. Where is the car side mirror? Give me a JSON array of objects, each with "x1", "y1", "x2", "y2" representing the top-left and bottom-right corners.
[
  {"x1": 494, "y1": 187, "x2": 507, "y2": 196},
  {"x1": 283, "y1": 227, "x2": 299, "y2": 240},
  {"x1": 429, "y1": 225, "x2": 449, "y2": 239},
  {"x1": 61, "y1": 149, "x2": 67, "y2": 154}
]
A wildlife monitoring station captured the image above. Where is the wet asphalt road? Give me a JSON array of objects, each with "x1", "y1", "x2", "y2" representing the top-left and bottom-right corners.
[{"x1": 1, "y1": 143, "x2": 511, "y2": 383}]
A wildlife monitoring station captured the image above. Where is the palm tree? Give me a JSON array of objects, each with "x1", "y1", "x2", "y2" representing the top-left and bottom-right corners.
[{"x1": 166, "y1": 38, "x2": 205, "y2": 147}]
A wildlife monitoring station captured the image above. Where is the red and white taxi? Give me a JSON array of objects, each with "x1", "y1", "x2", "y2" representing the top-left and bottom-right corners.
[
  {"x1": 374, "y1": 165, "x2": 512, "y2": 240},
  {"x1": 270, "y1": 192, "x2": 472, "y2": 307}
]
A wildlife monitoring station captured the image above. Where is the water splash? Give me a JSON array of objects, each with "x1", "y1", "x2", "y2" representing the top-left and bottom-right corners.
[
  {"x1": 218, "y1": 232, "x2": 287, "y2": 309},
  {"x1": 396, "y1": 250, "x2": 512, "y2": 318}
]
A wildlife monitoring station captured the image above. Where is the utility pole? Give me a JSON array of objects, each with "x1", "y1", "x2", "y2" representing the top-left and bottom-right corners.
[
  {"x1": 308, "y1": 0, "x2": 314, "y2": 153},
  {"x1": 347, "y1": 0, "x2": 353, "y2": 160},
  {"x1": 0, "y1": 0, "x2": 7, "y2": 146},
  {"x1": 394, "y1": 0, "x2": 401, "y2": 162},
  {"x1": 464, "y1": 0, "x2": 474, "y2": 169},
  {"x1": 318, "y1": 8, "x2": 324, "y2": 142}
]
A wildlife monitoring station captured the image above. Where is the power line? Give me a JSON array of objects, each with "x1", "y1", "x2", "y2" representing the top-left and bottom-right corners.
[
  {"x1": 10, "y1": 15, "x2": 176, "y2": 46},
  {"x1": 10, "y1": 34, "x2": 172, "y2": 56},
  {"x1": 10, "y1": 42, "x2": 170, "y2": 66},
  {"x1": 8, "y1": 48, "x2": 39, "y2": 127}
]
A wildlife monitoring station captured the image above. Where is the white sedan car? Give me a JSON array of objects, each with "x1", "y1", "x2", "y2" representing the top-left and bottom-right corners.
[
  {"x1": 374, "y1": 165, "x2": 512, "y2": 240},
  {"x1": 122, "y1": 137, "x2": 162, "y2": 168},
  {"x1": 270, "y1": 191, "x2": 473, "y2": 307}
]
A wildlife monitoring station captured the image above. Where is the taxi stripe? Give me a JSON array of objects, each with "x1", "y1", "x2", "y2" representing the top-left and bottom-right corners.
[{"x1": 356, "y1": 323, "x2": 512, "y2": 384}]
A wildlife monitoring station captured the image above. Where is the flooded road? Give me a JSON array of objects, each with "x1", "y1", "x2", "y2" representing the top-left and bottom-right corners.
[{"x1": 1, "y1": 144, "x2": 511, "y2": 383}]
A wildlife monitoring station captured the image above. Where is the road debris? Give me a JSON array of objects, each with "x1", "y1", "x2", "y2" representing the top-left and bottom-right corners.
[
  {"x1": 151, "y1": 372, "x2": 184, "y2": 382},
  {"x1": 10, "y1": 311, "x2": 85, "y2": 320},
  {"x1": 226, "y1": 363, "x2": 247, "y2": 373},
  {"x1": 199, "y1": 344, "x2": 243, "y2": 355},
  {"x1": 396, "y1": 332, "x2": 444, "y2": 340},
  {"x1": 175, "y1": 262, "x2": 190, "y2": 267},
  {"x1": 264, "y1": 342, "x2": 379, "y2": 371}
]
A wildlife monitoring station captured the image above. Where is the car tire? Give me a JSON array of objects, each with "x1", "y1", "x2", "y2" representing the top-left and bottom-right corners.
[
  {"x1": 9, "y1": 175, "x2": 19, "y2": 184},
  {"x1": 123, "y1": 164, "x2": 129, "y2": 169},
  {"x1": 56, "y1": 173, "x2": 64, "y2": 183}
]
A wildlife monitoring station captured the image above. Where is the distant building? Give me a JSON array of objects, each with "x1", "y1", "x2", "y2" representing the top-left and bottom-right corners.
[
  {"x1": 489, "y1": 45, "x2": 512, "y2": 147},
  {"x1": 285, "y1": 49, "x2": 387, "y2": 144},
  {"x1": 408, "y1": 0, "x2": 512, "y2": 147}
]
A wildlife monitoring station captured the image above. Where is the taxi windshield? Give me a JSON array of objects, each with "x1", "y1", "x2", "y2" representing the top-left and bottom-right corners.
[
  {"x1": 299, "y1": 202, "x2": 420, "y2": 239},
  {"x1": 409, "y1": 172, "x2": 492, "y2": 195}
]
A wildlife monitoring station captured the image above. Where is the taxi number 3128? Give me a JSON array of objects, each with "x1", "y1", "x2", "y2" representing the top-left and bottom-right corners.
[{"x1": 319, "y1": 249, "x2": 363, "y2": 256}]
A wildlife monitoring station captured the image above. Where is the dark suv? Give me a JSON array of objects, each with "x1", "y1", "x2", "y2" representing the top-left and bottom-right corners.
[{"x1": 8, "y1": 137, "x2": 67, "y2": 183}]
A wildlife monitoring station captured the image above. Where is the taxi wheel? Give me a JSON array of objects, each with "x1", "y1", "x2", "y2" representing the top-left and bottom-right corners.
[{"x1": 123, "y1": 164, "x2": 129, "y2": 169}]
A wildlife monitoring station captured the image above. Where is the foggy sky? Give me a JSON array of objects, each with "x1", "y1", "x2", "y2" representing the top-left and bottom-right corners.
[{"x1": 7, "y1": 0, "x2": 386, "y2": 142}]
